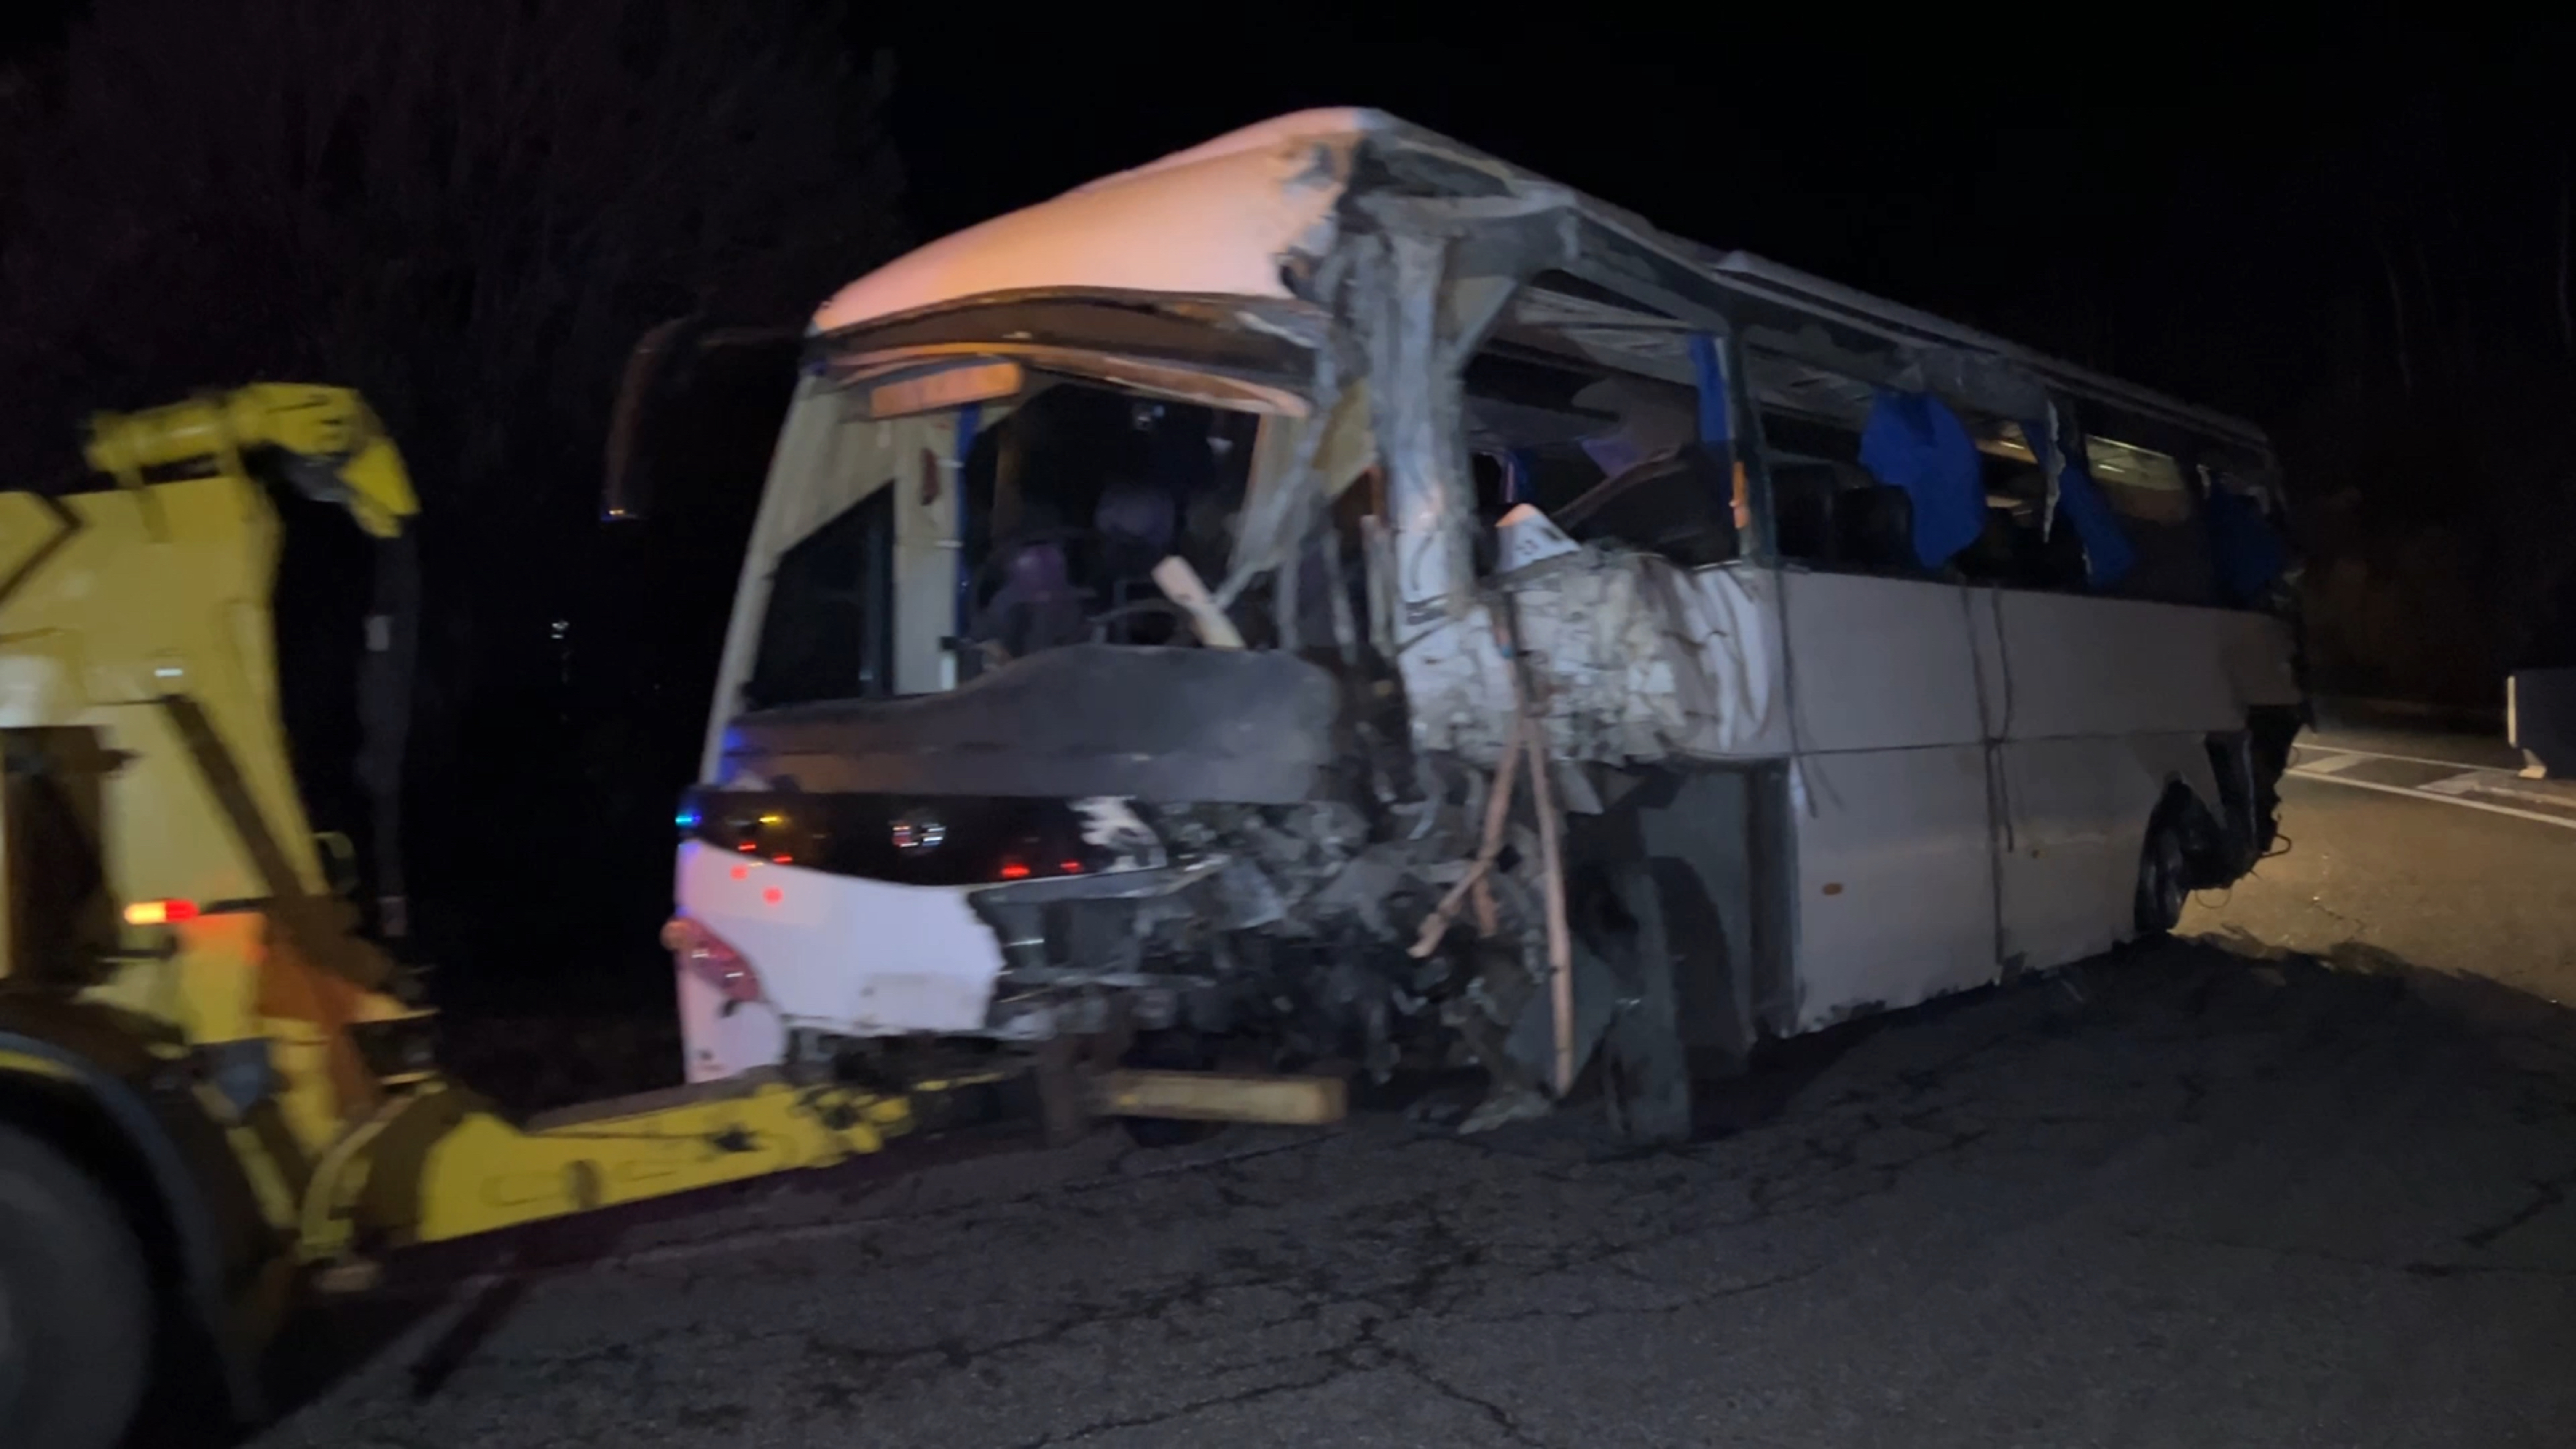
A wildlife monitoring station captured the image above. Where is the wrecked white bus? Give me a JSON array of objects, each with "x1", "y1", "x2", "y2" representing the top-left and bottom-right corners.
[{"x1": 656, "y1": 110, "x2": 2304, "y2": 1139}]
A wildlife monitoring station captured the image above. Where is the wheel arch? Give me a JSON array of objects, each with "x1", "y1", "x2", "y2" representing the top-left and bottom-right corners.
[{"x1": 2123, "y1": 735, "x2": 2230, "y2": 877}]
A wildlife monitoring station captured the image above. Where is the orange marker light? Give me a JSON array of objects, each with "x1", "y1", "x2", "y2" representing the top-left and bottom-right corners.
[{"x1": 123, "y1": 899, "x2": 201, "y2": 926}]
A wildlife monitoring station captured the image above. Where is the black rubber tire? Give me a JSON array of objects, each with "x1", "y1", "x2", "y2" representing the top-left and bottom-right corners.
[
  {"x1": 2134, "y1": 808, "x2": 2190, "y2": 939},
  {"x1": 1601, "y1": 861, "x2": 1692, "y2": 1144},
  {"x1": 0, "y1": 1122, "x2": 153, "y2": 1449}
]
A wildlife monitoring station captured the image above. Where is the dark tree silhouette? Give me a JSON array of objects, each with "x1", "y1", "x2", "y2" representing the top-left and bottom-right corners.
[
  {"x1": 0, "y1": 0, "x2": 907, "y2": 1008},
  {"x1": 1, "y1": 0, "x2": 900, "y2": 485}
]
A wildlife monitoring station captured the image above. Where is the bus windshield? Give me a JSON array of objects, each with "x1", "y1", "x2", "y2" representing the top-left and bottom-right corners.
[
  {"x1": 953, "y1": 381, "x2": 1260, "y2": 675},
  {"x1": 738, "y1": 373, "x2": 1268, "y2": 711}
]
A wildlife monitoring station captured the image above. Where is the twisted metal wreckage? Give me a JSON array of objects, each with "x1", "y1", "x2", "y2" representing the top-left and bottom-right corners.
[{"x1": 684, "y1": 111, "x2": 2302, "y2": 1140}]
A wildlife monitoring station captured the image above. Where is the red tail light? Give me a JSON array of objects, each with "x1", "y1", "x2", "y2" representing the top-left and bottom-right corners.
[
  {"x1": 662, "y1": 916, "x2": 764, "y2": 1004},
  {"x1": 124, "y1": 898, "x2": 200, "y2": 926}
]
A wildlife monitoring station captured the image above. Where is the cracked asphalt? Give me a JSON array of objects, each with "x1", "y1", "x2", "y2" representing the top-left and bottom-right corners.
[{"x1": 239, "y1": 762, "x2": 2576, "y2": 1449}]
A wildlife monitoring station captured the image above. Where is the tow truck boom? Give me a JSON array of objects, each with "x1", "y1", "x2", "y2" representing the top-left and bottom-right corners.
[
  {"x1": 2, "y1": 383, "x2": 1338, "y2": 1449},
  {"x1": 0, "y1": 386, "x2": 937, "y2": 1449}
]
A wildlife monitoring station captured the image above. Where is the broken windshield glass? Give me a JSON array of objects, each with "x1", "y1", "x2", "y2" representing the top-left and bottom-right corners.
[{"x1": 953, "y1": 381, "x2": 1260, "y2": 675}]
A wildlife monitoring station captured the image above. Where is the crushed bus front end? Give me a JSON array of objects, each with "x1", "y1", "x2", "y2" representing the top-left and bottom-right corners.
[{"x1": 670, "y1": 110, "x2": 2306, "y2": 1139}]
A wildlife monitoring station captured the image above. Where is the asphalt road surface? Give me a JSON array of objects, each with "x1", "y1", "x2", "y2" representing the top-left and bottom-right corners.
[{"x1": 239, "y1": 728, "x2": 2576, "y2": 1449}]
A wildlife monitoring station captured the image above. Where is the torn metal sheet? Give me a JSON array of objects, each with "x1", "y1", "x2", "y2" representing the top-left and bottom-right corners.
[{"x1": 1400, "y1": 552, "x2": 1786, "y2": 767}]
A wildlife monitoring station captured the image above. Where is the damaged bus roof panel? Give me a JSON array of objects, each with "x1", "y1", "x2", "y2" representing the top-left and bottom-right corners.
[
  {"x1": 811, "y1": 109, "x2": 1393, "y2": 337},
  {"x1": 808, "y1": 108, "x2": 2267, "y2": 452}
]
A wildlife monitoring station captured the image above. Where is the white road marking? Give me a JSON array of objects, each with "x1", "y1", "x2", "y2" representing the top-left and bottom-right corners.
[
  {"x1": 2298, "y1": 742, "x2": 2521, "y2": 773},
  {"x1": 2285, "y1": 766, "x2": 2576, "y2": 832},
  {"x1": 2416, "y1": 772, "x2": 2576, "y2": 810},
  {"x1": 2292, "y1": 751, "x2": 2371, "y2": 775}
]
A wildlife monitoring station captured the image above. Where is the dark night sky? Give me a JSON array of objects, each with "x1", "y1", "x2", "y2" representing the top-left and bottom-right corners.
[
  {"x1": 884, "y1": 26, "x2": 2568, "y2": 430},
  {"x1": 4, "y1": 11, "x2": 2564, "y2": 430}
]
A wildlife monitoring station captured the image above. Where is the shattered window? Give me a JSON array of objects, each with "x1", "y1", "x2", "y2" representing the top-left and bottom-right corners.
[
  {"x1": 1950, "y1": 422, "x2": 2086, "y2": 591},
  {"x1": 1753, "y1": 364, "x2": 2043, "y2": 581},
  {"x1": 1757, "y1": 412, "x2": 1871, "y2": 566},
  {"x1": 2080, "y1": 422, "x2": 2218, "y2": 606},
  {"x1": 956, "y1": 381, "x2": 1259, "y2": 672},
  {"x1": 2085, "y1": 435, "x2": 2193, "y2": 525},
  {"x1": 1461, "y1": 347, "x2": 1737, "y2": 569}
]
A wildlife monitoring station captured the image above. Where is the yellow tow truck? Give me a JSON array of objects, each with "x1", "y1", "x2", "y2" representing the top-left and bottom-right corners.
[{"x1": 0, "y1": 386, "x2": 1336, "y2": 1448}]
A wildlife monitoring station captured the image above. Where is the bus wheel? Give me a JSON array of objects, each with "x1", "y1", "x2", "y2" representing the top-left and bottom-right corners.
[
  {"x1": 0, "y1": 1123, "x2": 153, "y2": 1449},
  {"x1": 1600, "y1": 861, "x2": 1691, "y2": 1144},
  {"x1": 2134, "y1": 810, "x2": 2191, "y2": 938}
]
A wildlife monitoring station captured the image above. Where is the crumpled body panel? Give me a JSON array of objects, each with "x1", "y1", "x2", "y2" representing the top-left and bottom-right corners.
[{"x1": 1399, "y1": 553, "x2": 1788, "y2": 769}]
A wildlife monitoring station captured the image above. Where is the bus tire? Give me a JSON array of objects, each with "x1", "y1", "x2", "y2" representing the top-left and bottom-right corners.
[
  {"x1": 0, "y1": 1121, "x2": 153, "y2": 1449},
  {"x1": 2134, "y1": 806, "x2": 2191, "y2": 939},
  {"x1": 1601, "y1": 860, "x2": 1691, "y2": 1144}
]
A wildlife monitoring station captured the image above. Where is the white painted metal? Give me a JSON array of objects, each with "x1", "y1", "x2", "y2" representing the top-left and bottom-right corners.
[
  {"x1": 1989, "y1": 735, "x2": 2192, "y2": 969},
  {"x1": 1764, "y1": 573, "x2": 2263, "y2": 1022},
  {"x1": 1781, "y1": 572, "x2": 1985, "y2": 752},
  {"x1": 675, "y1": 968, "x2": 786, "y2": 1085},
  {"x1": 1982, "y1": 589, "x2": 2300, "y2": 738},
  {"x1": 811, "y1": 111, "x2": 1374, "y2": 336},
  {"x1": 1789, "y1": 745, "x2": 1997, "y2": 1029},
  {"x1": 673, "y1": 842, "x2": 1006, "y2": 1072}
]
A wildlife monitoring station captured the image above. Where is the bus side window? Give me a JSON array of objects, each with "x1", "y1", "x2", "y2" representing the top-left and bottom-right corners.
[
  {"x1": 1756, "y1": 412, "x2": 1871, "y2": 569},
  {"x1": 2086, "y1": 433, "x2": 2218, "y2": 604},
  {"x1": 1768, "y1": 460, "x2": 1841, "y2": 562},
  {"x1": 2201, "y1": 464, "x2": 2294, "y2": 609},
  {"x1": 1753, "y1": 371, "x2": 2013, "y2": 581},
  {"x1": 1954, "y1": 452, "x2": 2084, "y2": 591},
  {"x1": 1459, "y1": 343, "x2": 1724, "y2": 569},
  {"x1": 1555, "y1": 446, "x2": 1742, "y2": 568}
]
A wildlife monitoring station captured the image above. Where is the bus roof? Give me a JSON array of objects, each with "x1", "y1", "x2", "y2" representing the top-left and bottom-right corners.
[
  {"x1": 810, "y1": 109, "x2": 1385, "y2": 337},
  {"x1": 813, "y1": 109, "x2": 2269, "y2": 452}
]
